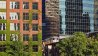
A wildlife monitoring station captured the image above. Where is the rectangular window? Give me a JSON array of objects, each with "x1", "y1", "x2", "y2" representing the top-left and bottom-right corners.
[
  {"x1": 10, "y1": 34, "x2": 18, "y2": 41},
  {"x1": 10, "y1": 2, "x2": 19, "y2": 9},
  {"x1": 32, "y1": 13, "x2": 38, "y2": 20},
  {"x1": 23, "y1": 13, "x2": 29, "y2": 20},
  {"x1": 23, "y1": 2, "x2": 29, "y2": 9},
  {"x1": 32, "y1": 45, "x2": 38, "y2": 52},
  {"x1": 32, "y1": 2, "x2": 38, "y2": 10},
  {"x1": 10, "y1": 23, "x2": 20, "y2": 31},
  {"x1": 10, "y1": 12, "x2": 20, "y2": 20},
  {"x1": 23, "y1": 34, "x2": 29, "y2": 41},
  {"x1": 23, "y1": 23, "x2": 29, "y2": 31},
  {"x1": 0, "y1": 45, "x2": 6, "y2": 52},
  {"x1": 32, "y1": 34, "x2": 38, "y2": 41},
  {"x1": 0, "y1": 12, "x2": 6, "y2": 20},
  {"x1": 0, "y1": 23, "x2": 6, "y2": 30},
  {"x1": 32, "y1": 24, "x2": 38, "y2": 31},
  {"x1": 0, "y1": 34, "x2": 6, "y2": 41},
  {"x1": 0, "y1": 1, "x2": 6, "y2": 9}
]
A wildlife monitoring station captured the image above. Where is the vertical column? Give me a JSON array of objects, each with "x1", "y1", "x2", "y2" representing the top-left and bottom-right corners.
[
  {"x1": 38, "y1": 0, "x2": 42, "y2": 55},
  {"x1": 29, "y1": 0, "x2": 32, "y2": 40},
  {"x1": 19, "y1": 0, "x2": 23, "y2": 41},
  {"x1": 6, "y1": 0, "x2": 10, "y2": 41}
]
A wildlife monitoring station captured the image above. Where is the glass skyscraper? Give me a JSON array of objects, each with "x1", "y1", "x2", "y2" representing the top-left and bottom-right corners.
[
  {"x1": 83, "y1": 0, "x2": 94, "y2": 32},
  {"x1": 43, "y1": 0, "x2": 60, "y2": 40},
  {"x1": 59, "y1": 0, "x2": 94, "y2": 35},
  {"x1": 94, "y1": 0, "x2": 98, "y2": 31}
]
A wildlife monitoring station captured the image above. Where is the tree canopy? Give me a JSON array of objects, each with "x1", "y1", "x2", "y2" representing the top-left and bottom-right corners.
[{"x1": 56, "y1": 32, "x2": 98, "y2": 56}]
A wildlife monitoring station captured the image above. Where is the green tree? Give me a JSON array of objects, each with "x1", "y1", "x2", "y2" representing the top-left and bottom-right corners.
[
  {"x1": 56, "y1": 32, "x2": 98, "y2": 56},
  {"x1": 84, "y1": 38, "x2": 98, "y2": 56},
  {"x1": 5, "y1": 41, "x2": 32, "y2": 56}
]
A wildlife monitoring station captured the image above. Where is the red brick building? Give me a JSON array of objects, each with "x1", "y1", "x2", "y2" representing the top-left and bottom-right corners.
[{"x1": 0, "y1": 0, "x2": 42, "y2": 55}]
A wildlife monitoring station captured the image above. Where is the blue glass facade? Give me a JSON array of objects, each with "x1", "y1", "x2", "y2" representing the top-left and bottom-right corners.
[
  {"x1": 59, "y1": 0, "x2": 66, "y2": 35},
  {"x1": 83, "y1": 0, "x2": 94, "y2": 32},
  {"x1": 59, "y1": 0, "x2": 94, "y2": 35}
]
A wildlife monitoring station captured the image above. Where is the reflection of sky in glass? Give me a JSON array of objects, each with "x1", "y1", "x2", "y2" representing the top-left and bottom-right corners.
[
  {"x1": 83, "y1": 0, "x2": 94, "y2": 32},
  {"x1": 59, "y1": 0, "x2": 66, "y2": 34},
  {"x1": 59, "y1": 0, "x2": 95, "y2": 34}
]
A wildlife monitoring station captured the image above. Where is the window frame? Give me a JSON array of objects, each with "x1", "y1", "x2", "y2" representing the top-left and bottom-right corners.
[
  {"x1": 32, "y1": 24, "x2": 38, "y2": 31},
  {"x1": 23, "y1": 23, "x2": 29, "y2": 31},
  {"x1": 32, "y1": 45, "x2": 38, "y2": 52},
  {"x1": 32, "y1": 2, "x2": 38, "y2": 10},
  {"x1": 23, "y1": 34, "x2": 29, "y2": 41},
  {"x1": 32, "y1": 34, "x2": 38, "y2": 41}
]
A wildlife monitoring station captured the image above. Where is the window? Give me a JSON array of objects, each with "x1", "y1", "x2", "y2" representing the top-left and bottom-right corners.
[
  {"x1": 32, "y1": 45, "x2": 38, "y2": 52},
  {"x1": 10, "y1": 34, "x2": 18, "y2": 41},
  {"x1": 0, "y1": 45, "x2": 6, "y2": 52},
  {"x1": 32, "y1": 2, "x2": 38, "y2": 10},
  {"x1": 10, "y1": 23, "x2": 20, "y2": 31},
  {"x1": 0, "y1": 23, "x2": 6, "y2": 30},
  {"x1": 32, "y1": 13, "x2": 38, "y2": 20},
  {"x1": 23, "y1": 23, "x2": 29, "y2": 31},
  {"x1": 23, "y1": 34, "x2": 29, "y2": 41},
  {"x1": 0, "y1": 34, "x2": 6, "y2": 41},
  {"x1": 0, "y1": 1, "x2": 6, "y2": 9},
  {"x1": 32, "y1": 34, "x2": 38, "y2": 41},
  {"x1": 23, "y1": 13, "x2": 29, "y2": 20},
  {"x1": 32, "y1": 24, "x2": 38, "y2": 31},
  {"x1": 10, "y1": 2, "x2": 19, "y2": 9},
  {"x1": 23, "y1": 2, "x2": 29, "y2": 9},
  {"x1": 0, "y1": 12, "x2": 6, "y2": 20},
  {"x1": 10, "y1": 12, "x2": 20, "y2": 20}
]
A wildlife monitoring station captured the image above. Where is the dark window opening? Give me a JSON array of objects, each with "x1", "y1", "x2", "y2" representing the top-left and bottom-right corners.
[
  {"x1": 32, "y1": 45, "x2": 38, "y2": 52},
  {"x1": 32, "y1": 34, "x2": 38, "y2": 41},
  {"x1": 23, "y1": 34, "x2": 29, "y2": 41}
]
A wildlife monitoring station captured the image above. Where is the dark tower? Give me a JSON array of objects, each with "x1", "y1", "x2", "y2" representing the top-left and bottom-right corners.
[
  {"x1": 43, "y1": 0, "x2": 60, "y2": 40},
  {"x1": 65, "y1": 0, "x2": 83, "y2": 34}
]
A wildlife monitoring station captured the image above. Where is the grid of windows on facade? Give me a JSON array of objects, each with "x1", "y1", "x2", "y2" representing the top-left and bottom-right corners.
[
  {"x1": 0, "y1": 34, "x2": 6, "y2": 41},
  {"x1": 32, "y1": 2, "x2": 38, "y2": 9},
  {"x1": 23, "y1": 13, "x2": 29, "y2": 20},
  {"x1": 23, "y1": 34, "x2": 29, "y2": 41},
  {"x1": 0, "y1": 1, "x2": 6, "y2": 9},
  {"x1": 23, "y1": 23, "x2": 29, "y2": 31},
  {"x1": 23, "y1": 2, "x2": 29, "y2": 9},
  {"x1": 32, "y1": 45, "x2": 38, "y2": 52},
  {"x1": 0, "y1": 23, "x2": 6, "y2": 30},
  {"x1": 32, "y1": 24, "x2": 38, "y2": 31},
  {"x1": 10, "y1": 12, "x2": 20, "y2": 20},
  {"x1": 0, "y1": 1, "x2": 38, "y2": 9},
  {"x1": 32, "y1": 13, "x2": 38, "y2": 20},
  {"x1": 10, "y1": 2, "x2": 19, "y2": 9},
  {"x1": 0, "y1": 12, "x2": 6, "y2": 20},
  {"x1": 10, "y1": 23, "x2": 20, "y2": 31},
  {"x1": 32, "y1": 34, "x2": 38, "y2": 41}
]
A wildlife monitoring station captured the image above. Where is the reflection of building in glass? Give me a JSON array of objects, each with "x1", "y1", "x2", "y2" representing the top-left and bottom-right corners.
[
  {"x1": 83, "y1": 0, "x2": 94, "y2": 32},
  {"x1": 0, "y1": 0, "x2": 42, "y2": 55},
  {"x1": 94, "y1": 0, "x2": 98, "y2": 31},
  {"x1": 59, "y1": 0, "x2": 65, "y2": 35},
  {"x1": 59, "y1": 0, "x2": 94, "y2": 35},
  {"x1": 82, "y1": 13, "x2": 90, "y2": 32}
]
